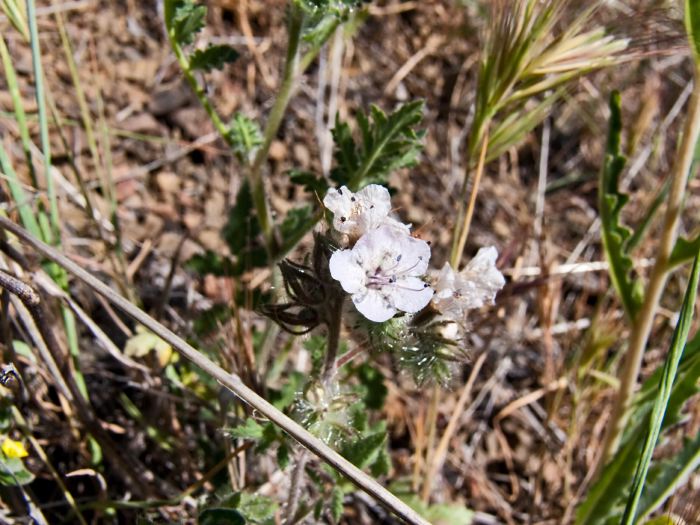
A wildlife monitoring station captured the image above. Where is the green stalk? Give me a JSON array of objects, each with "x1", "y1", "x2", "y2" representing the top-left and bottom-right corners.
[
  {"x1": 25, "y1": 0, "x2": 89, "y2": 402},
  {"x1": 25, "y1": 0, "x2": 59, "y2": 245},
  {"x1": 600, "y1": 63, "x2": 700, "y2": 465},
  {"x1": 249, "y1": 5, "x2": 304, "y2": 254},
  {"x1": 620, "y1": 251, "x2": 700, "y2": 525}
]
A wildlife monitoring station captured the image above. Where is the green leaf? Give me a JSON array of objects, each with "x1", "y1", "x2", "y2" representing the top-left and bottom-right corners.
[
  {"x1": 228, "y1": 418, "x2": 265, "y2": 441},
  {"x1": 235, "y1": 493, "x2": 277, "y2": 523},
  {"x1": 190, "y1": 44, "x2": 238, "y2": 72},
  {"x1": 599, "y1": 91, "x2": 643, "y2": 321},
  {"x1": 577, "y1": 258, "x2": 700, "y2": 524},
  {"x1": 289, "y1": 170, "x2": 328, "y2": 196},
  {"x1": 228, "y1": 113, "x2": 263, "y2": 162},
  {"x1": 198, "y1": 508, "x2": 246, "y2": 525},
  {"x1": 355, "y1": 363, "x2": 387, "y2": 410},
  {"x1": 669, "y1": 233, "x2": 700, "y2": 268},
  {"x1": 621, "y1": 251, "x2": 700, "y2": 524},
  {"x1": 276, "y1": 441, "x2": 290, "y2": 470},
  {"x1": 168, "y1": 0, "x2": 206, "y2": 46},
  {"x1": 220, "y1": 180, "x2": 268, "y2": 273},
  {"x1": 686, "y1": 0, "x2": 700, "y2": 60},
  {"x1": 390, "y1": 481, "x2": 474, "y2": 525},
  {"x1": 341, "y1": 431, "x2": 386, "y2": 469},
  {"x1": 331, "y1": 101, "x2": 425, "y2": 189},
  {"x1": 330, "y1": 486, "x2": 345, "y2": 522},
  {"x1": 0, "y1": 456, "x2": 35, "y2": 486},
  {"x1": 636, "y1": 430, "x2": 700, "y2": 521}
]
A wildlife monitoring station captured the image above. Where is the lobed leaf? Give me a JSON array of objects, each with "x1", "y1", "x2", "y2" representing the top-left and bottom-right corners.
[
  {"x1": 228, "y1": 113, "x2": 263, "y2": 162},
  {"x1": 598, "y1": 91, "x2": 643, "y2": 321},
  {"x1": 331, "y1": 101, "x2": 425, "y2": 189},
  {"x1": 190, "y1": 44, "x2": 238, "y2": 72},
  {"x1": 167, "y1": 0, "x2": 206, "y2": 46}
]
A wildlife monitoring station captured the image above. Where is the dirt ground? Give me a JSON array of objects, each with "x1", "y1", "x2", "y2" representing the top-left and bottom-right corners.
[{"x1": 1, "y1": 0, "x2": 700, "y2": 523}]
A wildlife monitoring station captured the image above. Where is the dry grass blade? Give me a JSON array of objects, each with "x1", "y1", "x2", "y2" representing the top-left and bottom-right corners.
[{"x1": 0, "y1": 215, "x2": 429, "y2": 525}]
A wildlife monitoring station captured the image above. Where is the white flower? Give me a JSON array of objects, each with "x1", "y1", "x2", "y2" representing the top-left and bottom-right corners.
[
  {"x1": 323, "y1": 184, "x2": 408, "y2": 238},
  {"x1": 432, "y1": 247, "x2": 505, "y2": 321},
  {"x1": 329, "y1": 225, "x2": 434, "y2": 322}
]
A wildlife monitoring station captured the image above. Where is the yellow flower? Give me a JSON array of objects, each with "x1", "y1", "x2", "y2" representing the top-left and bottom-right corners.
[{"x1": 2, "y1": 437, "x2": 29, "y2": 459}]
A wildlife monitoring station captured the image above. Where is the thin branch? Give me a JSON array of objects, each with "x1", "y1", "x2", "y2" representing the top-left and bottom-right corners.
[{"x1": 0, "y1": 215, "x2": 429, "y2": 525}]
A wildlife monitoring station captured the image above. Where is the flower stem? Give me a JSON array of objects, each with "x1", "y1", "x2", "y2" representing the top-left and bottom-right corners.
[
  {"x1": 599, "y1": 65, "x2": 700, "y2": 466},
  {"x1": 284, "y1": 449, "x2": 309, "y2": 525},
  {"x1": 322, "y1": 296, "x2": 344, "y2": 384}
]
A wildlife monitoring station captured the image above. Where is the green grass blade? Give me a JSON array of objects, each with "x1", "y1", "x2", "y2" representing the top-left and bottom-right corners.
[
  {"x1": 26, "y1": 0, "x2": 59, "y2": 245},
  {"x1": 620, "y1": 249, "x2": 700, "y2": 524},
  {"x1": 0, "y1": 143, "x2": 41, "y2": 237},
  {"x1": 686, "y1": 0, "x2": 700, "y2": 61}
]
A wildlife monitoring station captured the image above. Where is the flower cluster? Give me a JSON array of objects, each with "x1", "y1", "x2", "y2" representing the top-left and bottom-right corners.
[
  {"x1": 324, "y1": 184, "x2": 505, "y2": 327},
  {"x1": 324, "y1": 185, "x2": 433, "y2": 322}
]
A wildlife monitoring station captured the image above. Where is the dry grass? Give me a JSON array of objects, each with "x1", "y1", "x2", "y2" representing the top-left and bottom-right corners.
[{"x1": 0, "y1": 1, "x2": 699, "y2": 523}]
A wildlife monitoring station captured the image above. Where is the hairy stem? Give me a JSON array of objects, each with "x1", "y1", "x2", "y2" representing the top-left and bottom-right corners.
[
  {"x1": 250, "y1": 5, "x2": 304, "y2": 254},
  {"x1": 284, "y1": 449, "x2": 309, "y2": 525},
  {"x1": 600, "y1": 65, "x2": 700, "y2": 466},
  {"x1": 321, "y1": 296, "x2": 344, "y2": 384}
]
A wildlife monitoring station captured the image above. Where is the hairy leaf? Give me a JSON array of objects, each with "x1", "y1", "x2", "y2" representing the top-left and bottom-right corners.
[
  {"x1": 167, "y1": 0, "x2": 206, "y2": 46},
  {"x1": 190, "y1": 44, "x2": 238, "y2": 72},
  {"x1": 330, "y1": 486, "x2": 345, "y2": 522},
  {"x1": 599, "y1": 91, "x2": 643, "y2": 321},
  {"x1": 331, "y1": 101, "x2": 425, "y2": 189},
  {"x1": 341, "y1": 431, "x2": 386, "y2": 470},
  {"x1": 228, "y1": 113, "x2": 263, "y2": 162},
  {"x1": 228, "y1": 418, "x2": 265, "y2": 440}
]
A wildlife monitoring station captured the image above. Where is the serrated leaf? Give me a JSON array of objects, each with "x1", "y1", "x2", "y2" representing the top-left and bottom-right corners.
[
  {"x1": 235, "y1": 493, "x2": 277, "y2": 523},
  {"x1": 190, "y1": 44, "x2": 238, "y2": 72},
  {"x1": 331, "y1": 101, "x2": 425, "y2": 189},
  {"x1": 599, "y1": 91, "x2": 643, "y2": 321},
  {"x1": 228, "y1": 418, "x2": 265, "y2": 441},
  {"x1": 330, "y1": 486, "x2": 345, "y2": 522},
  {"x1": 686, "y1": 0, "x2": 700, "y2": 60},
  {"x1": 289, "y1": 170, "x2": 328, "y2": 196},
  {"x1": 228, "y1": 113, "x2": 263, "y2": 162},
  {"x1": 198, "y1": 508, "x2": 246, "y2": 525},
  {"x1": 167, "y1": 0, "x2": 206, "y2": 46},
  {"x1": 341, "y1": 431, "x2": 386, "y2": 469}
]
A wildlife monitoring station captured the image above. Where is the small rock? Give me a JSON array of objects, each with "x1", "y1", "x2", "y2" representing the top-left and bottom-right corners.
[
  {"x1": 269, "y1": 140, "x2": 287, "y2": 161},
  {"x1": 155, "y1": 171, "x2": 181, "y2": 195}
]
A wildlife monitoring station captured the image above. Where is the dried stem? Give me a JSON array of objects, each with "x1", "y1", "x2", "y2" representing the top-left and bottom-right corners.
[
  {"x1": 0, "y1": 215, "x2": 429, "y2": 525},
  {"x1": 0, "y1": 269, "x2": 153, "y2": 496},
  {"x1": 600, "y1": 65, "x2": 700, "y2": 465},
  {"x1": 284, "y1": 449, "x2": 309, "y2": 525}
]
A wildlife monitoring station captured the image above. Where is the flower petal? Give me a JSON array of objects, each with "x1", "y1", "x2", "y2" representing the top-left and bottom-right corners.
[
  {"x1": 329, "y1": 249, "x2": 366, "y2": 294},
  {"x1": 392, "y1": 233, "x2": 431, "y2": 276},
  {"x1": 390, "y1": 276, "x2": 433, "y2": 313},
  {"x1": 353, "y1": 290, "x2": 396, "y2": 322},
  {"x1": 459, "y1": 246, "x2": 505, "y2": 309}
]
